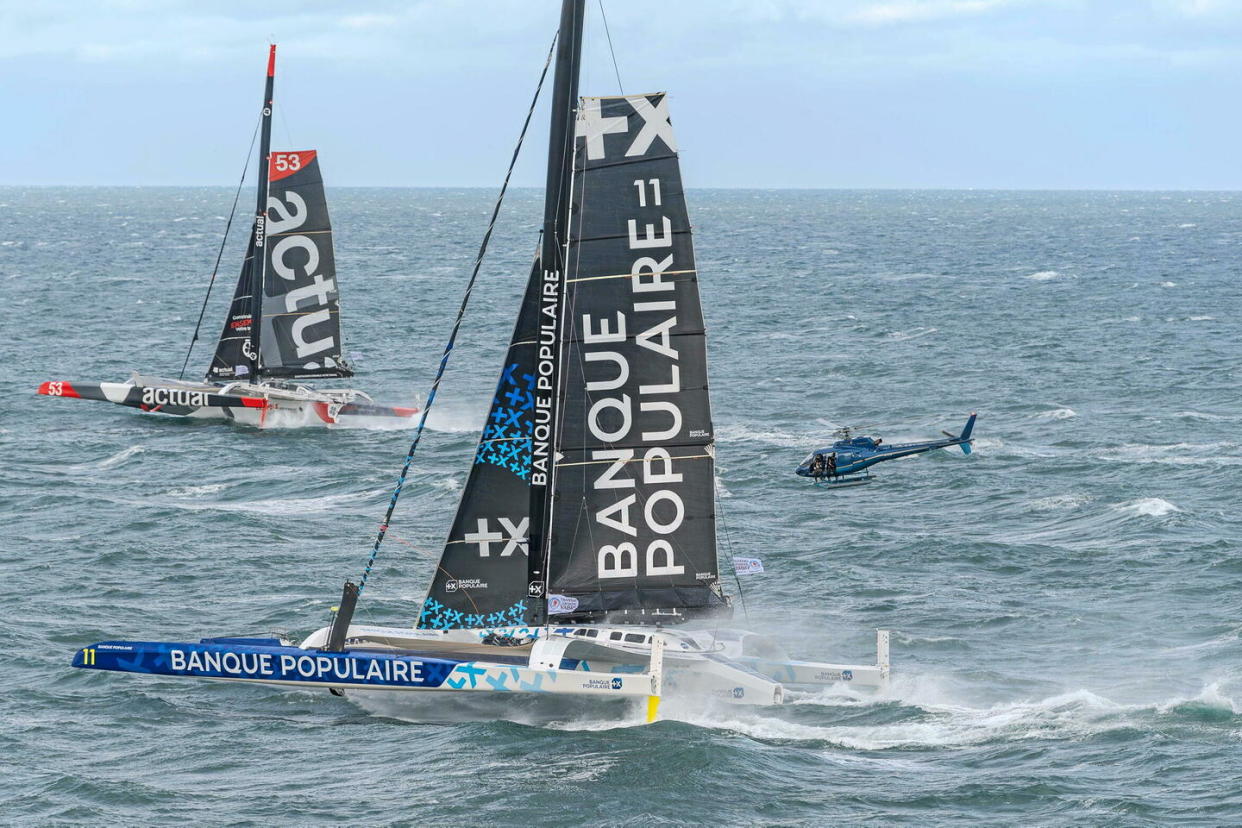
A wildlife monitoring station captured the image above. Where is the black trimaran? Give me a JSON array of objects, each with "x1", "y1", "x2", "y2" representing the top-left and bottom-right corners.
[
  {"x1": 72, "y1": 4, "x2": 889, "y2": 717},
  {"x1": 38, "y1": 45, "x2": 418, "y2": 427}
]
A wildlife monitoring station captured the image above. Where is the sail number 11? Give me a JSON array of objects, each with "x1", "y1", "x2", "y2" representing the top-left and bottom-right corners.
[{"x1": 634, "y1": 178, "x2": 662, "y2": 207}]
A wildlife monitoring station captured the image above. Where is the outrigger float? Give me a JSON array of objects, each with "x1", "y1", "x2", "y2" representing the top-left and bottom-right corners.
[
  {"x1": 38, "y1": 45, "x2": 417, "y2": 428},
  {"x1": 72, "y1": 3, "x2": 889, "y2": 719}
]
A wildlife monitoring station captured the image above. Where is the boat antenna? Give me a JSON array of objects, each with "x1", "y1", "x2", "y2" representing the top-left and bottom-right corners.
[
  {"x1": 324, "y1": 33, "x2": 560, "y2": 647},
  {"x1": 177, "y1": 117, "x2": 261, "y2": 381}
]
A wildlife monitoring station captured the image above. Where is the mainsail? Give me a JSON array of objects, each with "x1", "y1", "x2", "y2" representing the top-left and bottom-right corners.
[
  {"x1": 258, "y1": 150, "x2": 351, "y2": 379},
  {"x1": 545, "y1": 93, "x2": 724, "y2": 618}
]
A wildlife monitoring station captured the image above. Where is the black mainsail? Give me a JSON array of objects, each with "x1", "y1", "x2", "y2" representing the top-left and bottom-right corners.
[
  {"x1": 421, "y1": 1, "x2": 725, "y2": 629},
  {"x1": 258, "y1": 150, "x2": 350, "y2": 379},
  {"x1": 205, "y1": 46, "x2": 350, "y2": 383},
  {"x1": 546, "y1": 92, "x2": 724, "y2": 618}
]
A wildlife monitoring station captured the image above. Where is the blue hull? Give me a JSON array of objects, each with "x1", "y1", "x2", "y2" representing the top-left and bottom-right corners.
[{"x1": 73, "y1": 638, "x2": 465, "y2": 690}]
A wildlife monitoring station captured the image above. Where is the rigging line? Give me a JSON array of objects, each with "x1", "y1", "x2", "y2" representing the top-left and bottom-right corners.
[
  {"x1": 354, "y1": 31, "x2": 559, "y2": 599},
  {"x1": 717, "y1": 489, "x2": 750, "y2": 625},
  {"x1": 597, "y1": 0, "x2": 624, "y2": 95},
  {"x1": 178, "y1": 116, "x2": 263, "y2": 381}
]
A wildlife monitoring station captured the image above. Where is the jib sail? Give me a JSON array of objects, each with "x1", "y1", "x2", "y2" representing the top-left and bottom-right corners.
[
  {"x1": 257, "y1": 150, "x2": 351, "y2": 379},
  {"x1": 207, "y1": 238, "x2": 259, "y2": 380},
  {"x1": 545, "y1": 93, "x2": 726, "y2": 619},
  {"x1": 419, "y1": 259, "x2": 543, "y2": 630}
]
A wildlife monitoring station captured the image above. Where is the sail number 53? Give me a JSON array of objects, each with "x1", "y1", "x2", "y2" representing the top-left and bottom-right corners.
[{"x1": 272, "y1": 153, "x2": 302, "y2": 173}]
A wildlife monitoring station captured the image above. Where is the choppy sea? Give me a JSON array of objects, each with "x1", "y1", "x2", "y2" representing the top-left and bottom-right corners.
[{"x1": 1, "y1": 187, "x2": 1240, "y2": 824}]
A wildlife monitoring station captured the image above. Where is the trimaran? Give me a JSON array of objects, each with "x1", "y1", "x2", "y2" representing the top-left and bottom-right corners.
[
  {"x1": 38, "y1": 46, "x2": 418, "y2": 427},
  {"x1": 72, "y1": 3, "x2": 890, "y2": 719}
]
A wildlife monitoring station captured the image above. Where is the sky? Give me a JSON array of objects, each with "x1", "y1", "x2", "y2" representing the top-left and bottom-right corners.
[{"x1": 3, "y1": 0, "x2": 1242, "y2": 189}]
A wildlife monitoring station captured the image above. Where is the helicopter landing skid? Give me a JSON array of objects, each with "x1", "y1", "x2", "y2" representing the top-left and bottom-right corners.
[{"x1": 812, "y1": 473, "x2": 873, "y2": 488}]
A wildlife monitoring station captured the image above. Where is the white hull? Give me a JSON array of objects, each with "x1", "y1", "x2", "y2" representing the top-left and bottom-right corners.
[
  {"x1": 38, "y1": 373, "x2": 418, "y2": 427},
  {"x1": 299, "y1": 623, "x2": 891, "y2": 709}
]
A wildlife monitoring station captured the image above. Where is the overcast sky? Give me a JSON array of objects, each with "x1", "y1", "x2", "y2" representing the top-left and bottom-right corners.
[{"x1": 3, "y1": 0, "x2": 1242, "y2": 189}]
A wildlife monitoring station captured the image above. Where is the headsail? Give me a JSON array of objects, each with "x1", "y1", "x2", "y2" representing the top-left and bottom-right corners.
[
  {"x1": 207, "y1": 45, "x2": 275, "y2": 382},
  {"x1": 258, "y1": 150, "x2": 351, "y2": 379},
  {"x1": 206, "y1": 237, "x2": 259, "y2": 380},
  {"x1": 419, "y1": 260, "x2": 542, "y2": 630},
  {"x1": 545, "y1": 93, "x2": 726, "y2": 619},
  {"x1": 420, "y1": 1, "x2": 586, "y2": 631}
]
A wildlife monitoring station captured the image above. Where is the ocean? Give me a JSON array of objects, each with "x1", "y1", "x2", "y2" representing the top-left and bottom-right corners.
[{"x1": 2, "y1": 187, "x2": 1240, "y2": 824}]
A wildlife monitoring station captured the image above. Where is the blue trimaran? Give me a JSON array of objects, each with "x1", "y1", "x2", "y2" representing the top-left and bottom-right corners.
[{"x1": 72, "y1": 1, "x2": 890, "y2": 721}]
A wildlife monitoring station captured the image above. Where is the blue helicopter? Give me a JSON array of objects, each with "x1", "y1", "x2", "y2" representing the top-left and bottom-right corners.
[{"x1": 796, "y1": 413, "x2": 977, "y2": 486}]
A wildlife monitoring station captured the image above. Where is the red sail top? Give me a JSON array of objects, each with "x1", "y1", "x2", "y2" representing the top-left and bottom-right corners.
[
  {"x1": 267, "y1": 44, "x2": 276, "y2": 77},
  {"x1": 269, "y1": 150, "x2": 317, "y2": 182}
]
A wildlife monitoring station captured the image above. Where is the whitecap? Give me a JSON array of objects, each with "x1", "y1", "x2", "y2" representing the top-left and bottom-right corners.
[
  {"x1": 1028, "y1": 494, "x2": 1092, "y2": 512},
  {"x1": 164, "y1": 483, "x2": 230, "y2": 498},
  {"x1": 91, "y1": 445, "x2": 145, "y2": 470},
  {"x1": 1027, "y1": 270, "x2": 1062, "y2": 281},
  {"x1": 1117, "y1": 497, "x2": 1180, "y2": 517},
  {"x1": 1160, "y1": 281, "x2": 1177, "y2": 288},
  {"x1": 715, "y1": 423, "x2": 810, "y2": 449},
  {"x1": 1035, "y1": 407, "x2": 1076, "y2": 420}
]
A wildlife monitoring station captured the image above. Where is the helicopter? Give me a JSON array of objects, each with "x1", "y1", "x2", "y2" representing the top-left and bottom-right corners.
[{"x1": 796, "y1": 413, "x2": 977, "y2": 486}]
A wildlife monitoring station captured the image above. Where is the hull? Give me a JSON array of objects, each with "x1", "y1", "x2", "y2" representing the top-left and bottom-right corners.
[
  {"x1": 72, "y1": 624, "x2": 890, "y2": 719},
  {"x1": 38, "y1": 377, "x2": 417, "y2": 427}
]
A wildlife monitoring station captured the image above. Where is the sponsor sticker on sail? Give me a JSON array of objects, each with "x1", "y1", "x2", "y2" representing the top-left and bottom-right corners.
[
  {"x1": 547, "y1": 594, "x2": 579, "y2": 615},
  {"x1": 733, "y1": 557, "x2": 764, "y2": 575}
]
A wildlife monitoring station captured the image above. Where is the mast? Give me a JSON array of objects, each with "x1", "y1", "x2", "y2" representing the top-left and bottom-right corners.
[
  {"x1": 527, "y1": 0, "x2": 585, "y2": 625},
  {"x1": 249, "y1": 44, "x2": 276, "y2": 378}
]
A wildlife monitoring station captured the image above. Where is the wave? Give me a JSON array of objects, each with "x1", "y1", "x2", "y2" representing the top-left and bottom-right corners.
[
  {"x1": 82, "y1": 444, "x2": 145, "y2": 470},
  {"x1": 1034, "y1": 407, "x2": 1076, "y2": 421},
  {"x1": 163, "y1": 483, "x2": 230, "y2": 498},
  {"x1": 1116, "y1": 497, "x2": 1180, "y2": 517},
  {"x1": 148, "y1": 488, "x2": 386, "y2": 516},
  {"x1": 1091, "y1": 442, "x2": 1242, "y2": 467},
  {"x1": 1027, "y1": 493, "x2": 1093, "y2": 512},
  {"x1": 885, "y1": 326, "x2": 938, "y2": 341},
  {"x1": 715, "y1": 423, "x2": 812, "y2": 449},
  {"x1": 1174, "y1": 410, "x2": 1228, "y2": 421},
  {"x1": 676, "y1": 680, "x2": 1240, "y2": 749},
  {"x1": 1026, "y1": 270, "x2": 1063, "y2": 281}
]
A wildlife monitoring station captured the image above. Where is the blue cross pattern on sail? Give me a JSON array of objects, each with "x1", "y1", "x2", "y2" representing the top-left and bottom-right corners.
[
  {"x1": 419, "y1": 597, "x2": 529, "y2": 631},
  {"x1": 474, "y1": 361, "x2": 534, "y2": 479}
]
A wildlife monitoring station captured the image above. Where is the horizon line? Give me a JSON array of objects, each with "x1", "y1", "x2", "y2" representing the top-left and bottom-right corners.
[{"x1": 2, "y1": 184, "x2": 1241, "y2": 194}]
